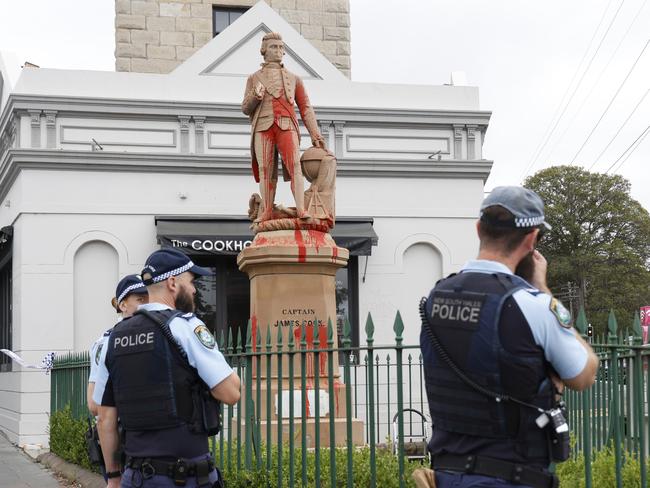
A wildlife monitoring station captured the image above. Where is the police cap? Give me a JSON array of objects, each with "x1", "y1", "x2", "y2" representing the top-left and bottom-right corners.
[
  {"x1": 480, "y1": 186, "x2": 551, "y2": 230},
  {"x1": 115, "y1": 274, "x2": 148, "y2": 304},
  {"x1": 141, "y1": 248, "x2": 213, "y2": 285}
]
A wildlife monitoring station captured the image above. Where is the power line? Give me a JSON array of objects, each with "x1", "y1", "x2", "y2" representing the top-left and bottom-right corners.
[
  {"x1": 587, "y1": 87, "x2": 649, "y2": 171},
  {"x1": 568, "y1": 38, "x2": 649, "y2": 165},
  {"x1": 604, "y1": 124, "x2": 650, "y2": 173},
  {"x1": 519, "y1": 0, "x2": 624, "y2": 181},
  {"x1": 545, "y1": 0, "x2": 649, "y2": 165},
  {"x1": 517, "y1": 0, "x2": 617, "y2": 181}
]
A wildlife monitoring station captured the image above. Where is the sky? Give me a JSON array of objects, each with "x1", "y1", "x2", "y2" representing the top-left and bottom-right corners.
[{"x1": 0, "y1": 0, "x2": 648, "y2": 208}]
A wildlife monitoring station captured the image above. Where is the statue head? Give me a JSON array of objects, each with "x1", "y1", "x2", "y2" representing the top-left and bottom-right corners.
[{"x1": 260, "y1": 32, "x2": 285, "y2": 63}]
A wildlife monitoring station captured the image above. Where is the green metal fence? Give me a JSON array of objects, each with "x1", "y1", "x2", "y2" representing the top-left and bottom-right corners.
[
  {"x1": 50, "y1": 308, "x2": 650, "y2": 487},
  {"x1": 50, "y1": 350, "x2": 91, "y2": 420},
  {"x1": 564, "y1": 309, "x2": 650, "y2": 488}
]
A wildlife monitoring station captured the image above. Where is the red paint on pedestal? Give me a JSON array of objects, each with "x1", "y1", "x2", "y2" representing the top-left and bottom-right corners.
[{"x1": 294, "y1": 229, "x2": 306, "y2": 263}]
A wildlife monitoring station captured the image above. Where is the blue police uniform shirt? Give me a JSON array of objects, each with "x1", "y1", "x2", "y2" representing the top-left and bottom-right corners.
[
  {"x1": 460, "y1": 259, "x2": 588, "y2": 380},
  {"x1": 93, "y1": 303, "x2": 234, "y2": 406},
  {"x1": 88, "y1": 330, "x2": 111, "y2": 383}
]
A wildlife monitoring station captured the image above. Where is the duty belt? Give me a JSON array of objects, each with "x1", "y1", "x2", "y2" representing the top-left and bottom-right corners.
[
  {"x1": 433, "y1": 454, "x2": 558, "y2": 488},
  {"x1": 125, "y1": 456, "x2": 219, "y2": 487}
]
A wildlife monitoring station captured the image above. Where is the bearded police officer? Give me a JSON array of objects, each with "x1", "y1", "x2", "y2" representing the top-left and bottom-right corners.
[
  {"x1": 420, "y1": 186, "x2": 598, "y2": 488},
  {"x1": 93, "y1": 248, "x2": 241, "y2": 488}
]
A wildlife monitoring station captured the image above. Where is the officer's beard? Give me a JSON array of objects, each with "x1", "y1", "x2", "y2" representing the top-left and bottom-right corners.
[
  {"x1": 175, "y1": 284, "x2": 196, "y2": 314},
  {"x1": 514, "y1": 251, "x2": 535, "y2": 283}
]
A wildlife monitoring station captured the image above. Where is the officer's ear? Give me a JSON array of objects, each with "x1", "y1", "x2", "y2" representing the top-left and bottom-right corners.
[
  {"x1": 522, "y1": 229, "x2": 538, "y2": 253},
  {"x1": 118, "y1": 299, "x2": 128, "y2": 314}
]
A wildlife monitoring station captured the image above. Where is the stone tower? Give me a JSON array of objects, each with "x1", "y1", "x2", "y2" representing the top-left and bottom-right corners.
[{"x1": 115, "y1": 0, "x2": 351, "y2": 77}]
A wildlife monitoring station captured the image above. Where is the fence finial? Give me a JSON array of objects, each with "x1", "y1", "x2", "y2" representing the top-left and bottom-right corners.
[
  {"x1": 393, "y1": 310, "x2": 404, "y2": 342},
  {"x1": 607, "y1": 309, "x2": 618, "y2": 338},
  {"x1": 365, "y1": 312, "x2": 375, "y2": 344},
  {"x1": 575, "y1": 307, "x2": 587, "y2": 334}
]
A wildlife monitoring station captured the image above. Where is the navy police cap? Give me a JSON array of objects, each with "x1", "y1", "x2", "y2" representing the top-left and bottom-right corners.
[
  {"x1": 480, "y1": 186, "x2": 551, "y2": 230},
  {"x1": 115, "y1": 274, "x2": 148, "y2": 304},
  {"x1": 141, "y1": 248, "x2": 212, "y2": 285}
]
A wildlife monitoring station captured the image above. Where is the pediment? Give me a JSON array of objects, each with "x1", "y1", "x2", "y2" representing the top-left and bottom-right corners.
[{"x1": 171, "y1": 1, "x2": 346, "y2": 82}]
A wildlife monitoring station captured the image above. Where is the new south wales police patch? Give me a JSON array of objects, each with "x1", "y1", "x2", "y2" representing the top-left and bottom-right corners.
[
  {"x1": 95, "y1": 343, "x2": 103, "y2": 365},
  {"x1": 550, "y1": 297, "x2": 573, "y2": 328},
  {"x1": 194, "y1": 325, "x2": 216, "y2": 349}
]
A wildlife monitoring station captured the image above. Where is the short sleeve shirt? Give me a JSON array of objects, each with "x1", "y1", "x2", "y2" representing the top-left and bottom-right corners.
[
  {"x1": 460, "y1": 260, "x2": 588, "y2": 380},
  {"x1": 93, "y1": 303, "x2": 234, "y2": 406}
]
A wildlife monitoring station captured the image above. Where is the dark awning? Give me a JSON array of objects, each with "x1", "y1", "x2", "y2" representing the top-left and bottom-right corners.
[{"x1": 155, "y1": 216, "x2": 378, "y2": 256}]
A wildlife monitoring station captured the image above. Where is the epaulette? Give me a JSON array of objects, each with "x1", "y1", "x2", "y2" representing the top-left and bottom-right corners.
[
  {"x1": 102, "y1": 327, "x2": 113, "y2": 337},
  {"x1": 181, "y1": 312, "x2": 195, "y2": 319},
  {"x1": 523, "y1": 287, "x2": 541, "y2": 295}
]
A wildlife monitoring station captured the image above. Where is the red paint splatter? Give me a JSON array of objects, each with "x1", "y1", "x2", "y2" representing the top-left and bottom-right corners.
[
  {"x1": 307, "y1": 229, "x2": 327, "y2": 253},
  {"x1": 318, "y1": 323, "x2": 328, "y2": 374},
  {"x1": 305, "y1": 384, "x2": 312, "y2": 418},
  {"x1": 251, "y1": 315, "x2": 257, "y2": 353},
  {"x1": 254, "y1": 236, "x2": 269, "y2": 247},
  {"x1": 294, "y1": 229, "x2": 306, "y2": 263},
  {"x1": 333, "y1": 379, "x2": 342, "y2": 416},
  {"x1": 331, "y1": 246, "x2": 338, "y2": 264}
]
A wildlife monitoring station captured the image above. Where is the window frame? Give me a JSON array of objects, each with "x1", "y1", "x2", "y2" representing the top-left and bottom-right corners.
[{"x1": 212, "y1": 6, "x2": 249, "y2": 37}]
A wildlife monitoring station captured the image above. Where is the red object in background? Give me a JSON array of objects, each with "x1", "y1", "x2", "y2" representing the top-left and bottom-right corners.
[{"x1": 640, "y1": 306, "x2": 650, "y2": 343}]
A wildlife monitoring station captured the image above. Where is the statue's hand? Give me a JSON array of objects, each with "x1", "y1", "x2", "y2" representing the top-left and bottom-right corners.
[
  {"x1": 312, "y1": 136, "x2": 325, "y2": 149},
  {"x1": 254, "y1": 82, "x2": 265, "y2": 100}
]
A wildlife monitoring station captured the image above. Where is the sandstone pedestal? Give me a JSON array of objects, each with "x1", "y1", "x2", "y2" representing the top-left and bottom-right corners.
[{"x1": 237, "y1": 229, "x2": 364, "y2": 447}]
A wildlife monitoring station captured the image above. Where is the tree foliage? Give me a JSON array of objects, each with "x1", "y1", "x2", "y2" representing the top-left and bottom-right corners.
[{"x1": 524, "y1": 165, "x2": 650, "y2": 334}]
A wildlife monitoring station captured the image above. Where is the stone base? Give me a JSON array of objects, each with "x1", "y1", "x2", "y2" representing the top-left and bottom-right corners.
[
  {"x1": 243, "y1": 378, "x2": 351, "y2": 422},
  {"x1": 231, "y1": 417, "x2": 364, "y2": 448}
]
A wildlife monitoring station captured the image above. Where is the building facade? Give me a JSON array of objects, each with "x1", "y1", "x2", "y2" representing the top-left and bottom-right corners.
[
  {"x1": 116, "y1": 0, "x2": 351, "y2": 76},
  {"x1": 0, "y1": 2, "x2": 491, "y2": 447}
]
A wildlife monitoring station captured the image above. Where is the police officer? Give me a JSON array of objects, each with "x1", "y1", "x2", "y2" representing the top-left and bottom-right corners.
[
  {"x1": 93, "y1": 248, "x2": 241, "y2": 487},
  {"x1": 87, "y1": 274, "x2": 149, "y2": 416},
  {"x1": 420, "y1": 186, "x2": 598, "y2": 488}
]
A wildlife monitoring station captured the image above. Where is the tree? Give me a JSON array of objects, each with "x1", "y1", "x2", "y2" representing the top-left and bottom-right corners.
[{"x1": 524, "y1": 165, "x2": 650, "y2": 335}]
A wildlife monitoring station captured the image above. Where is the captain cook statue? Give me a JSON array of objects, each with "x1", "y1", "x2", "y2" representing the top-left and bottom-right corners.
[{"x1": 242, "y1": 32, "x2": 326, "y2": 224}]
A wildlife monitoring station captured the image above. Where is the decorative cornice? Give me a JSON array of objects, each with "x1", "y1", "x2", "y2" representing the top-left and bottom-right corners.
[
  {"x1": 28, "y1": 110, "x2": 41, "y2": 126},
  {"x1": 2, "y1": 94, "x2": 491, "y2": 126},
  {"x1": 178, "y1": 115, "x2": 191, "y2": 131},
  {"x1": 0, "y1": 149, "x2": 493, "y2": 202},
  {"x1": 193, "y1": 116, "x2": 206, "y2": 131}
]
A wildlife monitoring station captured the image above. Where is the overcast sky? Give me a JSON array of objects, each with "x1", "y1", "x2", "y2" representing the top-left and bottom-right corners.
[{"x1": 1, "y1": 0, "x2": 648, "y2": 209}]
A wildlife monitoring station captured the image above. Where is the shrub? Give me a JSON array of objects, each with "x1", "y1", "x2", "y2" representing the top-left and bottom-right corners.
[
  {"x1": 214, "y1": 441, "x2": 423, "y2": 488},
  {"x1": 556, "y1": 444, "x2": 647, "y2": 488},
  {"x1": 49, "y1": 405, "x2": 95, "y2": 471}
]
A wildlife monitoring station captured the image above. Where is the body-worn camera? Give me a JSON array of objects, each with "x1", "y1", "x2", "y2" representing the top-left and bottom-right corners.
[
  {"x1": 535, "y1": 401, "x2": 570, "y2": 462},
  {"x1": 547, "y1": 403, "x2": 570, "y2": 462}
]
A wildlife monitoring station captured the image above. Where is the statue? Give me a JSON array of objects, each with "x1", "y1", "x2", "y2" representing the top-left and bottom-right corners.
[{"x1": 242, "y1": 32, "x2": 335, "y2": 233}]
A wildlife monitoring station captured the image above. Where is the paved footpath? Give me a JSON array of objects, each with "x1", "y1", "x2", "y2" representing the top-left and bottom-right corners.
[{"x1": 0, "y1": 433, "x2": 61, "y2": 488}]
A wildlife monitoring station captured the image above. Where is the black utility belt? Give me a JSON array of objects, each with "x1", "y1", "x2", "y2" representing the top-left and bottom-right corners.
[
  {"x1": 125, "y1": 456, "x2": 216, "y2": 486},
  {"x1": 433, "y1": 454, "x2": 558, "y2": 488}
]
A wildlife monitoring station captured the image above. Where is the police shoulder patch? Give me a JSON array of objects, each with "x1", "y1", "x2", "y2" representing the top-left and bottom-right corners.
[
  {"x1": 94, "y1": 343, "x2": 103, "y2": 365},
  {"x1": 550, "y1": 297, "x2": 572, "y2": 328},
  {"x1": 194, "y1": 325, "x2": 216, "y2": 349}
]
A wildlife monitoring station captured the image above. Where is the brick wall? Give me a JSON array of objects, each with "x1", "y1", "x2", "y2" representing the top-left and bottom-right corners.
[{"x1": 115, "y1": 0, "x2": 351, "y2": 76}]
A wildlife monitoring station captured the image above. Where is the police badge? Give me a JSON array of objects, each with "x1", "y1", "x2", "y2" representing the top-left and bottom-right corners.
[
  {"x1": 194, "y1": 325, "x2": 216, "y2": 349},
  {"x1": 95, "y1": 343, "x2": 103, "y2": 365},
  {"x1": 550, "y1": 298, "x2": 572, "y2": 328}
]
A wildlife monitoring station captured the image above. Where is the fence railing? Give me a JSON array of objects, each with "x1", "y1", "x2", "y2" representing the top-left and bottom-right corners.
[{"x1": 50, "y1": 308, "x2": 650, "y2": 487}]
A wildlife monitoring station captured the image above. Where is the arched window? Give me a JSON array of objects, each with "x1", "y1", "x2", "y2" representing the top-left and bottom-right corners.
[{"x1": 73, "y1": 241, "x2": 118, "y2": 352}]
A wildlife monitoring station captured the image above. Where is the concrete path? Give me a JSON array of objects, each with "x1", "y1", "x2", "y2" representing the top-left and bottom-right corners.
[{"x1": 0, "y1": 433, "x2": 61, "y2": 488}]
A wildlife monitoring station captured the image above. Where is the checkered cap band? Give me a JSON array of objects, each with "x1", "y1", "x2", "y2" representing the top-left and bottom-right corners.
[
  {"x1": 514, "y1": 216, "x2": 546, "y2": 228},
  {"x1": 151, "y1": 260, "x2": 195, "y2": 283},
  {"x1": 117, "y1": 282, "x2": 146, "y2": 303}
]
